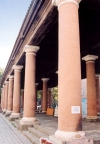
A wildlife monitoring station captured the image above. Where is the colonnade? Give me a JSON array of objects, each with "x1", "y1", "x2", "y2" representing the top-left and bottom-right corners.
[{"x1": 0, "y1": 0, "x2": 100, "y2": 142}]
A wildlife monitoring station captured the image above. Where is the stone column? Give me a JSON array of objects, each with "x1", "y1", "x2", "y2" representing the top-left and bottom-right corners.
[
  {"x1": 6, "y1": 75, "x2": 14, "y2": 116},
  {"x1": 1, "y1": 88, "x2": 3, "y2": 109},
  {"x1": 2, "y1": 85, "x2": 5, "y2": 112},
  {"x1": 10, "y1": 65, "x2": 23, "y2": 120},
  {"x1": 4, "y1": 81, "x2": 9, "y2": 113},
  {"x1": 41, "y1": 78, "x2": 49, "y2": 113},
  {"x1": 82, "y1": 55, "x2": 98, "y2": 120},
  {"x1": 95, "y1": 75, "x2": 100, "y2": 116},
  {"x1": 35, "y1": 83, "x2": 39, "y2": 111},
  {"x1": 19, "y1": 45, "x2": 39, "y2": 129},
  {"x1": 50, "y1": 0, "x2": 85, "y2": 141}
]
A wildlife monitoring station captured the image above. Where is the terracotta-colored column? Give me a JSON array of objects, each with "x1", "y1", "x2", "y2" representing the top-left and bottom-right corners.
[
  {"x1": 6, "y1": 75, "x2": 14, "y2": 116},
  {"x1": 82, "y1": 55, "x2": 98, "y2": 120},
  {"x1": 51, "y1": 0, "x2": 85, "y2": 141},
  {"x1": 20, "y1": 45, "x2": 39, "y2": 126},
  {"x1": 1, "y1": 88, "x2": 3, "y2": 109},
  {"x1": 2, "y1": 85, "x2": 5, "y2": 112},
  {"x1": 35, "y1": 83, "x2": 39, "y2": 111},
  {"x1": 41, "y1": 78, "x2": 49, "y2": 113},
  {"x1": 4, "y1": 81, "x2": 9, "y2": 113},
  {"x1": 10, "y1": 65, "x2": 23, "y2": 120}
]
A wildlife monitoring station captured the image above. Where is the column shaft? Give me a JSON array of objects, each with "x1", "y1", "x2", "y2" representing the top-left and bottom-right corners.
[
  {"x1": 4, "y1": 82, "x2": 9, "y2": 111},
  {"x1": 24, "y1": 53, "x2": 36, "y2": 117},
  {"x1": 1, "y1": 88, "x2": 3, "y2": 109},
  {"x1": 58, "y1": 2, "x2": 82, "y2": 132},
  {"x1": 7, "y1": 76, "x2": 14, "y2": 112},
  {"x1": 13, "y1": 70, "x2": 21, "y2": 113},
  {"x1": 2, "y1": 86, "x2": 5, "y2": 110},
  {"x1": 19, "y1": 45, "x2": 39, "y2": 130},
  {"x1": 10, "y1": 65, "x2": 23, "y2": 120},
  {"x1": 86, "y1": 62, "x2": 97, "y2": 116},
  {"x1": 43, "y1": 82, "x2": 47, "y2": 112}
]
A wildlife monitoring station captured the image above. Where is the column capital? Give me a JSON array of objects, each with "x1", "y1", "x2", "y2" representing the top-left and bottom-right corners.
[
  {"x1": 5, "y1": 81, "x2": 9, "y2": 85},
  {"x1": 8, "y1": 75, "x2": 14, "y2": 79},
  {"x1": 41, "y1": 78, "x2": 50, "y2": 82},
  {"x1": 13, "y1": 65, "x2": 23, "y2": 71},
  {"x1": 3, "y1": 84, "x2": 5, "y2": 87},
  {"x1": 24, "y1": 45, "x2": 39, "y2": 54},
  {"x1": 52, "y1": 0, "x2": 81, "y2": 7},
  {"x1": 82, "y1": 55, "x2": 98, "y2": 62}
]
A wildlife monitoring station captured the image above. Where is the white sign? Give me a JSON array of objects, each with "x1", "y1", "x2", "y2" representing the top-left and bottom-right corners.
[{"x1": 71, "y1": 106, "x2": 80, "y2": 114}]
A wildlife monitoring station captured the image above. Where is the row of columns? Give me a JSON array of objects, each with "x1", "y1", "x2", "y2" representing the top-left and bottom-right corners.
[
  {"x1": 0, "y1": 0, "x2": 100, "y2": 142},
  {"x1": 1, "y1": 54, "x2": 99, "y2": 139},
  {"x1": 1, "y1": 75, "x2": 51, "y2": 117},
  {"x1": 1, "y1": 46, "x2": 52, "y2": 121}
]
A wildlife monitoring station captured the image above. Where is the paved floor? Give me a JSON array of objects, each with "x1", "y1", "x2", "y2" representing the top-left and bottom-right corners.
[
  {"x1": 0, "y1": 114, "x2": 32, "y2": 144},
  {"x1": 36, "y1": 114, "x2": 100, "y2": 143},
  {"x1": 1, "y1": 113, "x2": 100, "y2": 144}
]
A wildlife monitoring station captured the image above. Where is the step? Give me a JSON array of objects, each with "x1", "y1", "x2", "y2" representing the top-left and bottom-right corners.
[
  {"x1": 15, "y1": 119, "x2": 20, "y2": 124},
  {"x1": 11, "y1": 121, "x2": 18, "y2": 128},
  {"x1": 22, "y1": 131, "x2": 39, "y2": 144},
  {"x1": 34, "y1": 125, "x2": 56, "y2": 136},
  {"x1": 28, "y1": 127, "x2": 49, "y2": 139}
]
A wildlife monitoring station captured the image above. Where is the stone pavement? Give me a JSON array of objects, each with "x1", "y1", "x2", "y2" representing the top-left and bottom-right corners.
[
  {"x1": 35, "y1": 114, "x2": 100, "y2": 143},
  {"x1": 0, "y1": 114, "x2": 32, "y2": 144}
]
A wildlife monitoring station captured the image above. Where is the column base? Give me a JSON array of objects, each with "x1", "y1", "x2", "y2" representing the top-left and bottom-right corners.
[
  {"x1": 5, "y1": 110, "x2": 12, "y2": 117},
  {"x1": 49, "y1": 135, "x2": 93, "y2": 144},
  {"x1": 2, "y1": 109, "x2": 6, "y2": 114},
  {"x1": 86, "y1": 116, "x2": 99, "y2": 122},
  {"x1": 42, "y1": 111, "x2": 46, "y2": 114},
  {"x1": 9, "y1": 113, "x2": 20, "y2": 121},
  {"x1": 54, "y1": 130, "x2": 85, "y2": 141},
  {"x1": 18, "y1": 117, "x2": 39, "y2": 131}
]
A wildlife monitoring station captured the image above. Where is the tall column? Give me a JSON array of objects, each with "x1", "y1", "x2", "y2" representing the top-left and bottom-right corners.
[
  {"x1": 1, "y1": 88, "x2": 3, "y2": 109},
  {"x1": 6, "y1": 75, "x2": 14, "y2": 116},
  {"x1": 41, "y1": 78, "x2": 49, "y2": 113},
  {"x1": 10, "y1": 65, "x2": 23, "y2": 120},
  {"x1": 51, "y1": 0, "x2": 84, "y2": 141},
  {"x1": 2, "y1": 85, "x2": 5, "y2": 112},
  {"x1": 4, "y1": 81, "x2": 9, "y2": 113},
  {"x1": 95, "y1": 75, "x2": 100, "y2": 115},
  {"x1": 35, "y1": 83, "x2": 39, "y2": 111},
  {"x1": 19, "y1": 45, "x2": 39, "y2": 129},
  {"x1": 82, "y1": 55, "x2": 98, "y2": 120}
]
